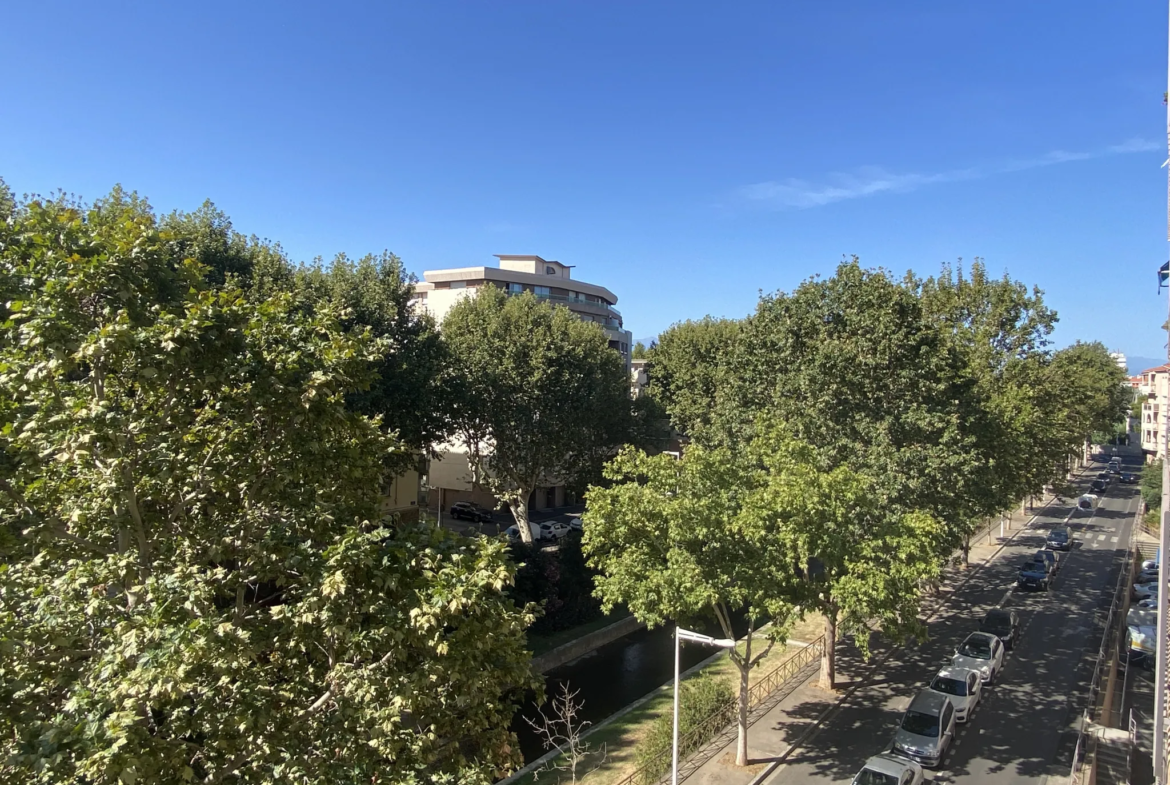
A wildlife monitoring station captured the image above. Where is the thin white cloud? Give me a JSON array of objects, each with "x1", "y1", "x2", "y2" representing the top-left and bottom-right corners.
[{"x1": 738, "y1": 139, "x2": 1160, "y2": 210}]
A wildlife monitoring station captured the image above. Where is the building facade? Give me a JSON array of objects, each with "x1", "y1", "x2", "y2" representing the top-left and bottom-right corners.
[
  {"x1": 413, "y1": 254, "x2": 633, "y2": 369},
  {"x1": 1140, "y1": 364, "x2": 1170, "y2": 462}
]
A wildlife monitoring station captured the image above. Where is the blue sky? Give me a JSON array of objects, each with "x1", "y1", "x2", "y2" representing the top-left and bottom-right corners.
[{"x1": 2, "y1": 2, "x2": 1168, "y2": 361}]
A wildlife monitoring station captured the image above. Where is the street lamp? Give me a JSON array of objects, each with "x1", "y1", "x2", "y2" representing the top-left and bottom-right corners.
[{"x1": 673, "y1": 627, "x2": 737, "y2": 785}]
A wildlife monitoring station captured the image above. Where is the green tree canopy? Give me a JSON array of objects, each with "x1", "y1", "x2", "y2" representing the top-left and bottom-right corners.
[
  {"x1": 0, "y1": 185, "x2": 537, "y2": 785},
  {"x1": 646, "y1": 317, "x2": 740, "y2": 438},
  {"x1": 443, "y1": 287, "x2": 633, "y2": 542}
]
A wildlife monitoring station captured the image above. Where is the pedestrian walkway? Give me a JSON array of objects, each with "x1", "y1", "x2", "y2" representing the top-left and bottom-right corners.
[{"x1": 677, "y1": 489, "x2": 1071, "y2": 785}]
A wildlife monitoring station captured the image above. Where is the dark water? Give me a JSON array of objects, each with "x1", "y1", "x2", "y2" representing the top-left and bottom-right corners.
[{"x1": 513, "y1": 614, "x2": 750, "y2": 763}]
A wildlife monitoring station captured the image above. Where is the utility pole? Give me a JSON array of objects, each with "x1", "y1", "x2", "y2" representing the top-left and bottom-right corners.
[{"x1": 1155, "y1": 5, "x2": 1170, "y2": 777}]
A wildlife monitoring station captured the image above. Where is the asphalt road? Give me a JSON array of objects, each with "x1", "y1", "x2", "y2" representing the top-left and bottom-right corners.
[{"x1": 762, "y1": 452, "x2": 1139, "y2": 785}]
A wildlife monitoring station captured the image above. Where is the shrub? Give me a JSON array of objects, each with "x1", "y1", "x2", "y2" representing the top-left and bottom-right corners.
[
  {"x1": 509, "y1": 535, "x2": 604, "y2": 634},
  {"x1": 633, "y1": 676, "x2": 735, "y2": 784}
]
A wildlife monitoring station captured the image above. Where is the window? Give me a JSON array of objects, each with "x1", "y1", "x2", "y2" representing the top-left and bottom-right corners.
[
  {"x1": 535, "y1": 286, "x2": 550, "y2": 296},
  {"x1": 507, "y1": 283, "x2": 523, "y2": 293},
  {"x1": 449, "y1": 281, "x2": 466, "y2": 289},
  {"x1": 546, "y1": 265, "x2": 556, "y2": 275}
]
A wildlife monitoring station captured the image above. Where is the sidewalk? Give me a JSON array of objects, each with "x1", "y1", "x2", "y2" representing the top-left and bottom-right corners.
[{"x1": 678, "y1": 487, "x2": 1077, "y2": 785}]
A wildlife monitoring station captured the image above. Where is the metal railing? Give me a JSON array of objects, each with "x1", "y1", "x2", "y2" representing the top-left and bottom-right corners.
[
  {"x1": 1069, "y1": 519, "x2": 1136, "y2": 782},
  {"x1": 611, "y1": 636, "x2": 825, "y2": 785}
]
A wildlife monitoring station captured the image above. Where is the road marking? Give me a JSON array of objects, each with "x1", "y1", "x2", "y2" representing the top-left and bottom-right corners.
[
  {"x1": 1112, "y1": 536, "x2": 1119, "y2": 544},
  {"x1": 1097, "y1": 534, "x2": 1107, "y2": 541}
]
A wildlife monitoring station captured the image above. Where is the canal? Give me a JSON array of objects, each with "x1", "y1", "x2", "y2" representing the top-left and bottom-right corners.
[{"x1": 512, "y1": 613, "x2": 749, "y2": 763}]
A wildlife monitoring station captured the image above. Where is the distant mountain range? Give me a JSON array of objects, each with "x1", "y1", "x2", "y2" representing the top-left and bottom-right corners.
[
  {"x1": 1129, "y1": 356, "x2": 1166, "y2": 375},
  {"x1": 633, "y1": 336, "x2": 658, "y2": 348}
]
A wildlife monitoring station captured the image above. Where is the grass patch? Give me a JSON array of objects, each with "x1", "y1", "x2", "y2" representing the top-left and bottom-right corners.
[
  {"x1": 516, "y1": 614, "x2": 825, "y2": 785},
  {"x1": 529, "y1": 609, "x2": 633, "y2": 657}
]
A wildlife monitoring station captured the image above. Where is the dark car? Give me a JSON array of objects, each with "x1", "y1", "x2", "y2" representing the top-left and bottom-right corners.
[
  {"x1": 1018, "y1": 559, "x2": 1049, "y2": 591},
  {"x1": 1121, "y1": 472, "x2": 1138, "y2": 484},
  {"x1": 1035, "y1": 549, "x2": 1058, "y2": 575},
  {"x1": 1090, "y1": 479, "x2": 1108, "y2": 493},
  {"x1": 1046, "y1": 527, "x2": 1071, "y2": 551},
  {"x1": 449, "y1": 501, "x2": 493, "y2": 522},
  {"x1": 1097, "y1": 472, "x2": 1112, "y2": 482},
  {"x1": 980, "y1": 608, "x2": 1020, "y2": 650}
]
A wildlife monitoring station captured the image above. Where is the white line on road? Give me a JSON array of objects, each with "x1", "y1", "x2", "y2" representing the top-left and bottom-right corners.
[
  {"x1": 1112, "y1": 536, "x2": 1119, "y2": 544},
  {"x1": 1097, "y1": 534, "x2": 1107, "y2": 541}
]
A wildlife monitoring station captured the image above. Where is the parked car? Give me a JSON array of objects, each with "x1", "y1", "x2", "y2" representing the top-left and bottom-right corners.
[
  {"x1": 1045, "y1": 527, "x2": 1071, "y2": 551},
  {"x1": 927, "y1": 667, "x2": 982, "y2": 723},
  {"x1": 952, "y1": 631, "x2": 1005, "y2": 684},
  {"x1": 851, "y1": 752, "x2": 924, "y2": 785},
  {"x1": 1138, "y1": 597, "x2": 1158, "y2": 609},
  {"x1": 568, "y1": 517, "x2": 583, "y2": 533},
  {"x1": 1034, "y1": 549, "x2": 1058, "y2": 575},
  {"x1": 1097, "y1": 471, "x2": 1112, "y2": 482},
  {"x1": 1142, "y1": 558, "x2": 1159, "y2": 572},
  {"x1": 892, "y1": 689, "x2": 956, "y2": 769},
  {"x1": 1078, "y1": 494, "x2": 1098, "y2": 510},
  {"x1": 1121, "y1": 472, "x2": 1137, "y2": 484},
  {"x1": 539, "y1": 520, "x2": 571, "y2": 540},
  {"x1": 1133, "y1": 580, "x2": 1161, "y2": 602},
  {"x1": 1137, "y1": 566, "x2": 1159, "y2": 584},
  {"x1": 504, "y1": 522, "x2": 542, "y2": 542},
  {"x1": 449, "y1": 501, "x2": 493, "y2": 522},
  {"x1": 1126, "y1": 606, "x2": 1158, "y2": 667},
  {"x1": 1018, "y1": 559, "x2": 1050, "y2": 592},
  {"x1": 979, "y1": 608, "x2": 1020, "y2": 650},
  {"x1": 1090, "y1": 479, "x2": 1108, "y2": 493}
]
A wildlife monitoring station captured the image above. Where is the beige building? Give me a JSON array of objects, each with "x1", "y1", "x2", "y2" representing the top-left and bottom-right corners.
[
  {"x1": 413, "y1": 254, "x2": 633, "y2": 369},
  {"x1": 414, "y1": 254, "x2": 631, "y2": 517},
  {"x1": 1140, "y1": 364, "x2": 1170, "y2": 461}
]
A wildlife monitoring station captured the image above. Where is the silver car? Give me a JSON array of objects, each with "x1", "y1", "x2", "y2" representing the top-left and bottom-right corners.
[
  {"x1": 892, "y1": 690, "x2": 956, "y2": 769},
  {"x1": 952, "y1": 631, "x2": 1005, "y2": 684},
  {"x1": 927, "y1": 667, "x2": 982, "y2": 723},
  {"x1": 851, "y1": 752, "x2": 924, "y2": 785}
]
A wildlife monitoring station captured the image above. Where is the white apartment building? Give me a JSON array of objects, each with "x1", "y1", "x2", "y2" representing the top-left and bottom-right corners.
[
  {"x1": 413, "y1": 254, "x2": 633, "y2": 369},
  {"x1": 1140, "y1": 363, "x2": 1170, "y2": 461},
  {"x1": 413, "y1": 254, "x2": 634, "y2": 517}
]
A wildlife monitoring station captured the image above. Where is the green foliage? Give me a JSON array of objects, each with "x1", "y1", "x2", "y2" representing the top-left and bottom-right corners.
[
  {"x1": 1142, "y1": 460, "x2": 1163, "y2": 512},
  {"x1": 646, "y1": 317, "x2": 740, "y2": 438},
  {"x1": 0, "y1": 188, "x2": 538, "y2": 784},
  {"x1": 728, "y1": 259, "x2": 976, "y2": 529},
  {"x1": 633, "y1": 676, "x2": 734, "y2": 783},
  {"x1": 444, "y1": 287, "x2": 633, "y2": 540},
  {"x1": 632, "y1": 340, "x2": 648, "y2": 359},
  {"x1": 510, "y1": 535, "x2": 604, "y2": 635}
]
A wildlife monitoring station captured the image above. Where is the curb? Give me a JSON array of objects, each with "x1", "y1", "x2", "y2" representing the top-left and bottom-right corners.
[{"x1": 741, "y1": 488, "x2": 1076, "y2": 785}]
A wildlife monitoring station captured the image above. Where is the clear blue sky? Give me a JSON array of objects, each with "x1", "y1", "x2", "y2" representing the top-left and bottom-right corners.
[{"x1": 3, "y1": 2, "x2": 1168, "y2": 361}]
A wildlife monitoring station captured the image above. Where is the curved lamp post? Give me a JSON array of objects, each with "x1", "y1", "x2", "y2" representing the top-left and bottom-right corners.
[{"x1": 673, "y1": 627, "x2": 737, "y2": 785}]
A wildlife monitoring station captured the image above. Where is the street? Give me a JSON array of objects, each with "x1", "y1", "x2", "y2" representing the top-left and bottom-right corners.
[{"x1": 760, "y1": 455, "x2": 1138, "y2": 785}]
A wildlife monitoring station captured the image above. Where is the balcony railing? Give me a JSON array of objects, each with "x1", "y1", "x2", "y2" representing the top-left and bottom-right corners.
[{"x1": 504, "y1": 289, "x2": 624, "y2": 328}]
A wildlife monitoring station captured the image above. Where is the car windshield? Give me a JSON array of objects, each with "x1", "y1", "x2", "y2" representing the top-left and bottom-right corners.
[
  {"x1": 1049, "y1": 532, "x2": 1068, "y2": 541},
  {"x1": 982, "y1": 616, "x2": 1010, "y2": 633},
  {"x1": 854, "y1": 769, "x2": 899, "y2": 785},
  {"x1": 930, "y1": 676, "x2": 968, "y2": 696},
  {"x1": 958, "y1": 638, "x2": 992, "y2": 658},
  {"x1": 901, "y1": 709, "x2": 940, "y2": 737}
]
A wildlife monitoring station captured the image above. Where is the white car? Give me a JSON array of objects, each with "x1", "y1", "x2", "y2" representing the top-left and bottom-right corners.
[
  {"x1": 538, "y1": 521, "x2": 571, "y2": 540},
  {"x1": 851, "y1": 752, "x2": 924, "y2": 785},
  {"x1": 1133, "y1": 581, "x2": 1160, "y2": 602},
  {"x1": 951, "y1": 631, "x2": 1005, "y2": 684},
  {"x1": 927, "y1": 666, "x2": 982, "y2": 723}
]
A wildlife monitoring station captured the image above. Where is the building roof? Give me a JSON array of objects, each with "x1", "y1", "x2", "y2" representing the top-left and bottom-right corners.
[
  {"x1": 1141, "y1": 364, "x2": 1170, "y2": 375},
  {"x1": 418, "y1": 264, "x2": 619, "y2": 305}
]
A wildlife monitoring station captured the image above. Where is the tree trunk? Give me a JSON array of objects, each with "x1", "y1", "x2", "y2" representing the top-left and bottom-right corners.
[
  {"x1": 819, "y1": 610, "x2": 836, "y2": 691},
  {"x1": 961, "y1": 532, "x2": 970, "y2": 567},
  {"x1": 511, "y1": 488, "x2": 534, "y2": 544},
  {"x1": 735, "y1": 627, "x2": 751, "y2": 766}
]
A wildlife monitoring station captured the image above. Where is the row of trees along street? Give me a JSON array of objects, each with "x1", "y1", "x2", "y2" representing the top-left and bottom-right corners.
[
  {"x1": 581, "y1": 258, "x2": 1131, "y2": 767},
  {"x1": 0, "y1": 181, "x2": 1129, "y2": 784}
]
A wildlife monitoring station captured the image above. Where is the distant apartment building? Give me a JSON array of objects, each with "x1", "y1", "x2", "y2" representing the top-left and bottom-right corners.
[
  {"x1": 413, "y1": 254, "x2": 633, "y2": 516},
  {"x1": 413, "y1": 254, "x2": 633, "y2": 369},
  {"x1": 1110, "y1": 351, "x2": 1128, "y2": 373},
  {"x1": 1140, "y1": 364, "x2": 1170, "y2": 461}
]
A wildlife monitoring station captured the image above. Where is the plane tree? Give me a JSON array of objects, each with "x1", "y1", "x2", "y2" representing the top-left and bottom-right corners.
[
  {"x1": 443, "y1": 286, "x2": 633, "y2": 543},
  {"x1": 0, "y1": 184, "x2": 537, "y2": 785}
]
